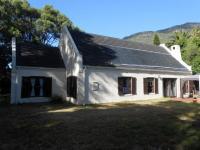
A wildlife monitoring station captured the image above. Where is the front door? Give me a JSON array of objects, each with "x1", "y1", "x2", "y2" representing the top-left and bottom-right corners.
[{"x1": 163, "y1": 78, "x2": 177, "y2": 97}]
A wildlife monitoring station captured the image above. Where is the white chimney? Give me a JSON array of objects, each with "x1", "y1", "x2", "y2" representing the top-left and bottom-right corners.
[
  {"x1": 160, "y1": 44, "x2": 192, "y2": 71},
  {"x1": 170, "y1": 45, "x2": 182, "y2": 60}
]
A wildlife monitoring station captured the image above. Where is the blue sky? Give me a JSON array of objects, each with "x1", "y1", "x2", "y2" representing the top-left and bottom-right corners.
[{"x1": 29, "y1": 0, "x2": 200, "y2": 38}]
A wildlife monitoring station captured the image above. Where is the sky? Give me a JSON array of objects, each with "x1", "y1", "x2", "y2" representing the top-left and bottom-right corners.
[{"x1": 29, "y1": 0, "x2": 200, "y2": 38}]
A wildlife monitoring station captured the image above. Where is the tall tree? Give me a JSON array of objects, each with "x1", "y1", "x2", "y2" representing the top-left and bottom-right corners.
[
  {"x1": 167, "y1": 28, "x2": 200, "y2": 74},
  {"x1": 0, "y1": 0, "x2": 75, "y2": 93},
  {"x1": 0, "y1": 0, "x2": 74, "y2": 45},
  {"x1": 153, "y1": 34, "x2": 160, "y2": 46},
  {"x1": 35, "y1": 5, "x2": 74, "y2": 45}
]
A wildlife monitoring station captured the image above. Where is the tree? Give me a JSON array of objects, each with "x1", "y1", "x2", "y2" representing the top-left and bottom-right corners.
[
  {"x1": 167, "y1": 31, "x2": 189, "y2": 48},
  {"x1": 153, "y1": 34, "x2": 160, "y2": 46},
  {"x1": 0, "y1": 0, "x2": 40, "y2": 43},
  {"x1": 0, "y1": 0, "x2": 76, "y2": 93},
  {"x1": 167, "y1": 28, "x2": 200, "y2": 74},
  {"x1": 35, "y1": 5, "x2": 74, "y2": 45},
  {"x1": 0, "y1": 0, "x2": 74, "y2": 45}
]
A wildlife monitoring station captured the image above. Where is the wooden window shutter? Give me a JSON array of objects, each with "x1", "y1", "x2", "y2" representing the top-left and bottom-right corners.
[
  {"x1": 132, "y1": 78, "x2": 136, "y2": 95},
  {"x1": 67, "y1": 76, "x2": 77, "y2": 99},
  {"x1": 71, "y1": 76, "x2": 77, "y2": 99},
  {"x1": 118, "y1": 77, "x2": 123, "y2": 96},
  {"x1": 34, "y1": 78, "x2": 40, "y2": 97},
  {"x1": 144, "y1": 78, "x2": 148, "y2": 94},
  {"x1": 21, "y1": 77, "x2": 31, "y2": 98},
  {"x1": 44, "y1": 77, "x2": 52, "y2": 97},
  {"x1": 155, "y1": 78, "x2": 158, "y2": 94},
  {"x1": 127, "y1": 78, "x2": 132, "y2": 94},
  {"x1": 183, "y1": 82, "x2": 187, "y2": 94}
]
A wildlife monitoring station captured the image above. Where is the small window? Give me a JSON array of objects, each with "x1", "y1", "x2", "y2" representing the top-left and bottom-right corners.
[
  {"x1": 21, "y1": 77, "x2": 52, "y2": 98},
  {"x1": 144, "y1": 78, "x2": 158, "y2": 94},
  {"x1": 118, "y1": 77, "x2": 136, "y2": 96},
  {"x1": 67, "y1": 76, "x2": 77, "y2": 99}
]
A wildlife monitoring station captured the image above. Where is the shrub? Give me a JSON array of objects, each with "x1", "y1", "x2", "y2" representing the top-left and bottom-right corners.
[
  {"x1": 0, "y1": 94, "x2": 10, "y2": 105},
  {"x1": 50, "y1": 95, "x2": 74, "y2": 106},
  {"x1": 50, "y1": 95, "x2": 65, "y2": 104}
]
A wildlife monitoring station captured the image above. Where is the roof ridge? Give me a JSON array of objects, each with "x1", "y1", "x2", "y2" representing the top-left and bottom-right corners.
[
  {"x1": 88, "y1": 32, "x2": 161, "y2": 48},
  {"x1": 96, "y1": 42, "x2": 170, "y2": 55}
]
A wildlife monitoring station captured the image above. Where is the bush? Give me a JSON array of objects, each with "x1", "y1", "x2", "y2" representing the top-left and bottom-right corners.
[
  {"x1": 50, "y1": 95, "x2": 74, "y2": 106},
  {"x1": 0, "y1": 95, "x2": 10, "y2": 105},
  {"x1": 50, "y1": 95, "x2": 65, "y2": 104},
  {"x1": 0, "y1": 76, "x2": 10, "y2": 95}
]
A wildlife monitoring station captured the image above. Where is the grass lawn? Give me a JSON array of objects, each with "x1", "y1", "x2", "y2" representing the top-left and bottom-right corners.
[{"x1": 1, "y1": 100, "x2": 200, "y2": 150}]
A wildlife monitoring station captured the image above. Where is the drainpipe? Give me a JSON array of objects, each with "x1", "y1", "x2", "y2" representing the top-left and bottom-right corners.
[{"x1": 10, "y1": 37, "x2": 17, "y2": 104}]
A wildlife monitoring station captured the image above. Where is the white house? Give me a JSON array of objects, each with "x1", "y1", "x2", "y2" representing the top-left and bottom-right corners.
[{"x1": 11, "y1": 27, "x2": 192, "y2": 104}]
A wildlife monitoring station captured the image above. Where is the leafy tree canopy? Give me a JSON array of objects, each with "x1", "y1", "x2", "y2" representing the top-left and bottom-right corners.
[
  {"x1": 0, "y1": 0, "x2": 75, "y2": 45},
  {"x1": 167, "y1": 28, "x2": 200, "y2": 74},
  {"x1": 0, "y1": 0, "x2": 76, "y2": 92}
]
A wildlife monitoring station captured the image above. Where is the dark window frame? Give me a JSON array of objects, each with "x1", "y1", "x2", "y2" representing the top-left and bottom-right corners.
[
  {"x1": 118, "y1": 77, "x2": 137, "y2": 96},
  {"x1": 144, "y1": 78, "x2": 158, "y2": 95},
  {"x1": 67, "y1": 76, "x2": 77, "y2": 99},
  {"x1": 21, "y1": 76, "x2": 52, "y2": 98}
]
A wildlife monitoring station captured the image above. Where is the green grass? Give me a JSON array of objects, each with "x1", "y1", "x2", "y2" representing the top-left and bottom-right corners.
[{"x1": 1, "y1": 100, "x2": 200, "y2": 150}]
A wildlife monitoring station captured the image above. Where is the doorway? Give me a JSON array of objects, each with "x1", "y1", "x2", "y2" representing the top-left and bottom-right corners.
[{"x1": 163, "y1": 78, "x2": 177, "y2": 97}]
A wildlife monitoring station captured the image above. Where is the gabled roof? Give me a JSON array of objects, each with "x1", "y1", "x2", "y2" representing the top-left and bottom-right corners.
[
  {"x1": 69, "y1": 30, "x2": 190, "y2": 72},
  {"x1": 16, "y1": 42, "x2": 65, "y2": 68}
]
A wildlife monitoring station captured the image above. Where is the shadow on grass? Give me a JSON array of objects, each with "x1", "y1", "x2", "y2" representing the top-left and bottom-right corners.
[{"x1": 1, "y1": 100, "x2": 200, "y2": 150}]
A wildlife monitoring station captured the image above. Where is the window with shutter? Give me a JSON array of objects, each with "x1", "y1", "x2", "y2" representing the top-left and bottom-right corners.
[
  {"x1": 144, "y1": 78, "x2": 158, "y2": 94},
  {"x1": 118, "y1": 77, "x2": 136, "y2": 96},
  {"x1": 21, "y1": 77, "x2": 52, "y2": 98},
  {"x1": 67, "y1": 76, "x2": 77, "y2": 99}
]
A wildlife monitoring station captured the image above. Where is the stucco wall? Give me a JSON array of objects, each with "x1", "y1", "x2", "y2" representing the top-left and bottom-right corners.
[
  {"x1": 12, "y1": 67, "x2": 66, "y2": 104},
  {"x1": 82, "y1": 66, "x2": 188, "y2": 104}
]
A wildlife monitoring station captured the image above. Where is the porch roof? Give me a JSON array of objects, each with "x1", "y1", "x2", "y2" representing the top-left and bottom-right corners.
[{"x1": 181, "y1": 74, "x2": 200, "y2": 81}]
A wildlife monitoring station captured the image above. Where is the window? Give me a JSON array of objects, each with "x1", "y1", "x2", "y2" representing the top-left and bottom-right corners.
[
  {"x1": 67, "y1": 76, "x2": 77, "y2": 99},
  {"x1": 144, "y1": 78, "x2": 158, "y2": 94},
  {"x1": 147, "y1": 78, "x2": 154, "y2": 93},
  {"x1": 118, "y1": 77, "x2": 136, "y2": 96},
  {"x1": 21, "y1": 77, "x2": 52, "y2": 98}
]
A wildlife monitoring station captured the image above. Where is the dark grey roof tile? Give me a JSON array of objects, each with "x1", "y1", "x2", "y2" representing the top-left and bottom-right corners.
[
  {"x1": 69, "y1": 29, "x2": 190, "y2": 72},
  {"x1": 16, "y1": 42, "x2": 65, "y2": 68}
]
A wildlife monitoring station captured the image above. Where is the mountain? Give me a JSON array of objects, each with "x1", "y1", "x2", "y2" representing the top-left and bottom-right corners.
[{"x1": 124, "y1": 22, "x2": 200, "y2": 45}]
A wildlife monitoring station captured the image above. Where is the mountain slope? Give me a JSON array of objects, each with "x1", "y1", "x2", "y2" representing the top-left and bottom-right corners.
[{"x1": 124, "y1": 22, "x2": 200, "y2": 45}]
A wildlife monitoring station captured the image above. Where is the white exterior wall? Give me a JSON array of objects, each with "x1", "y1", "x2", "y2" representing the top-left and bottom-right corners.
[
  {"x1": 59, "y1": 27, "x2": 84, "y2": 103},
  {"x1": 82, "y1": 67, "x2": 189, "y2": 104},
  {"x1": 11, "y1": 67, "x2": 66, "y2": 104}
]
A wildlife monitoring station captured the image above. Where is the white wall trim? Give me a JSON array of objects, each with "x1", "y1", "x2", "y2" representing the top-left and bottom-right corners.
[
  {"x1": 85, "y1": 65, "x2": 192, "y2": 75},
  {"x1": 11, "y1": 37, "x2": 17, "y2": 104},
  {"x1": 115, "y1": 64, "x2": 189, "y2": 71},
  {"x1": 62, "y1": 26, "x2": 83, "y2": 69}
]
